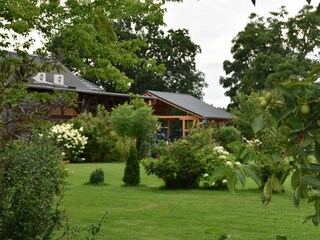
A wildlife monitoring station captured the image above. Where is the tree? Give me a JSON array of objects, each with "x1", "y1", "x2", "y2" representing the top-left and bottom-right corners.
[
  {"x1": 109, "y1": 96, "x2": 158, "y2": 158},
  {"x1": 117, "y1": 28, "x2": 207, "y2": 99},
  {"x1": 251, "y1": 0, "x2": 319, "y2": 9},
  {"x1": 48, "y1": 1, "x2": 206, "y2": 98},
  {"x1": 48, "y1": 0, "x2": 172, "y2": 92},
  {"x1": 123, "y1": 144, "x2": 140, "y2": 186},
  {"x1": 0, "y1": 1, "x2": 76, "y2": 237},
  {"x1": 252, "y1": 66, "x2": 320, "y2": 225},
  {"x1": 109, "y1": 96, "x2": 158, "y2": 185},
  {"x1": 220, "y1": 6, "x2": 320, "y2": 108}
]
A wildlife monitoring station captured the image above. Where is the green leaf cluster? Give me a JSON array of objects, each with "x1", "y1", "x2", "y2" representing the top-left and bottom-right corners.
[
  {"x1": 255, "y1": 66, "x2": 320, "y2": 225},
  {"x1": 71, "y1": 111, "x2": 122, "y2": 163},
  {"x1": 221, "y1": 5, "x2": 320, "y2": 108},
  {"x1": 142, "y1": 129, "x2": 215, "y2": 189}
]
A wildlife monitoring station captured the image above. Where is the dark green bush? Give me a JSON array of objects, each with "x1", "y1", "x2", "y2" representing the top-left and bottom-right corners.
[
  {"x1": 0, "y1": 133, "x2": 66, "y2": 240},
  {"x1": 142, "y1": 132, "x2": 213, "y2": 189},
  {"x1": 123, "y1": 144, "x2": 140, "y2": 186},
  {"x1": 213, "y1": 126, "x2": 241, "y2": 149},
  {"x1": 71, "y1": 107, "x2": 122, "y2": 162},
  {"x1": 89, "y1": 168, "x2": 105, "y2": 184}
]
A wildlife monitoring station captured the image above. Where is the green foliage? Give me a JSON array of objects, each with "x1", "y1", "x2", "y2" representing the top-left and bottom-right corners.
[
  {"x1": 109, "y1": 98, "x2": 158, "y2": 159},
  {"x1": 122, "y1": 28, "x2": 207, "y2": 98},
  {"x1": 231, "y1": 92, "x2": 262, "y2": 139},
  {"x1": 48, "y1": 0, "x2": 169, "y2": 92},
  {"x1": 143, "y1": 129, "x2": 215, "y2": 189},
  {"x1": 143, "y1": 140, "x2": 201, "y2": 188},
  {"x1": 233, "y1": 90, "x2": 285, "y2": 154},
  {"x1": 89, "y1": 168, "x2": 105, "y2": 185},
  {"x1": 71, "y1": 110, "x2": 122, "y2": 163},
  {"x1": 213, "y1": 126, "x2": 241, "y2": 149},
  {"x1": 0, "y1": 0, "x2": 64, "y2": 53},
  {"x1": 123, "y1": 144, "x2": 140, "y2": 186},
  {"x1": 253, "y1": 66, "x2": 320, "y2": 224},
  {"x1": 226, "y1": 139, "x2": 289, "y2": 190},
  {"x1": 0, "y1": 132, "x2": 66, "y2": 239},
  {"x1": 221, "y1": 5, "x2": 320, "y2": 107}
]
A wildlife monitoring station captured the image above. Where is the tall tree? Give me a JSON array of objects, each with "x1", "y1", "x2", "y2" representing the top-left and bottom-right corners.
[
  {"x1": 48, "y1": 0, "x2": 168, "y2": 92},
  {"x1": 220, "y1": 5, "x2": 320, "y2": 108},
  {"x1": 117, "y1": 28, "x2": 207, "y2": 98},
  {"x1": 48, "y1": 0, "x2": 206, "y2": 98}
]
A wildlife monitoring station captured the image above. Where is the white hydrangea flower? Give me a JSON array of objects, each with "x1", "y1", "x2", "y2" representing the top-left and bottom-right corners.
[
  {"x1": 203, "y1": 173, "x2": 209, "y2": 178},
  {"x1": 225, "y1": 161, "x2": 233, "y2": 167},
  {"x1": 222, "y1": 179, "x2": 228, "y2": 184},
  {"x1": 235, "y1": 161, "x2": 242, "y2": 167}
]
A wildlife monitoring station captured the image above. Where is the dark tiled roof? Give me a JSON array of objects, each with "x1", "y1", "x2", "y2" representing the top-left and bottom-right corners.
[
  {"x1": 3, "y1": 52, "x2": 152, "y2": 99},
  {"x1": 146, "y1": 90, "x2": 234, "y2": 120},
  {"x1": 29, "y1": 61, "x2": 106, "y2": 94}
]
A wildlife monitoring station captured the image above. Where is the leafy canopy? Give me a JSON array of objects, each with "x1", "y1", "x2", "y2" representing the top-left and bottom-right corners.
[{"x1": 220, "y1": 5, "x2": 320, "y2": 108}]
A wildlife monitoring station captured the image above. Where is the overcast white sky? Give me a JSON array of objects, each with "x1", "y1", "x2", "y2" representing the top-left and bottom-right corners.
[{"x1": 164, "y1": 0, "x2": 315, "y2": 108}]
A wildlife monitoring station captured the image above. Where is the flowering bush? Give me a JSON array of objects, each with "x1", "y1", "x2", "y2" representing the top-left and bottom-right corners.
[
  {"x1": 50, "y1": 123, "x2": 88, "y2": 163},
  {"x1": 228, "y1": 138, "x2": 289, "y2": 190},
  {"x1": 71, "y1": 110, "x2": 123, "y2": 163},
  {"x1": 243, "y1": 138, "x2": 262, "y2": 151},
  {"x1": 200, "y1": 143, "x2": 262, "y2": 191},
  {"x1": 201, "y1": 146, "x2": 235, "y2": 190}
]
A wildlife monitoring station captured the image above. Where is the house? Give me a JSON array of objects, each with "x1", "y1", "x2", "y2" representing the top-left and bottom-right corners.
[
  {"x1": 24, "y1": 54, "x2": 153, "y2": 120},
  {"x1": 4, "y1": 52, "x2": 234, "y2": 130},
  {"x1": 144, "y1": 90, "x2": 235, "y2": 140}
]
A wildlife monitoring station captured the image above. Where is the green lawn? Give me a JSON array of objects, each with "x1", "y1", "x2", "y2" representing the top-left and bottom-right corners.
[{"x1": 61, "y1": 163, "x2": 319, "y2": 240}]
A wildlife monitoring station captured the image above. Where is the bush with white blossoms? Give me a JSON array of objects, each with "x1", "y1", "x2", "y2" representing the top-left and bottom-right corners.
[
  {"x1": 201, "y1": 144, "x2": 262, "y2": 191},
  {"x1": 50, "y1": 123, "x2": 88, "y2": 162},
  {"x1": 243, "y1": 137, "x2": 262, "y2": 151},
  {"x1": 201, "y1": 146, "x2": 235, "y2": 190}
]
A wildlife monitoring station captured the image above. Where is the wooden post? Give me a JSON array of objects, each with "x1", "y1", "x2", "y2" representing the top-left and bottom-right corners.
[
  {"x1": 167, "y1": 119, "x2": 171, "y2": 141},
  {"x1": 182, "y1": 119, "x2": 186, "y2": 139}
]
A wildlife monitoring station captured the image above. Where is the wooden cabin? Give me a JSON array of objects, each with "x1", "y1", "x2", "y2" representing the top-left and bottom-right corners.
[{"x1": 144, "y1": 90, "x2": 235, "y2": 140}]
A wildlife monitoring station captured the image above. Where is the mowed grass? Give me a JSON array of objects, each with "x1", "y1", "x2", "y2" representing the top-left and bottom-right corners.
[{"x1": 62, "y1": 163, "x2": 319, "y2": 240}]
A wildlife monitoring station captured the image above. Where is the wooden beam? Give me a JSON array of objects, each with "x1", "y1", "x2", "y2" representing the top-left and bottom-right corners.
[
  {"x1": 145, "y1": 93, "x2": 202, "y2": 118},
  {"x1": 156, "y1": 115, "x2": 200, "y2": 121}
]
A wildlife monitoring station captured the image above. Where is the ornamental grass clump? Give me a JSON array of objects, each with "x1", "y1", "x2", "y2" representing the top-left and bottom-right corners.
[{"x1": 50, "y1": 123, "x2": 88, "y2": 163}]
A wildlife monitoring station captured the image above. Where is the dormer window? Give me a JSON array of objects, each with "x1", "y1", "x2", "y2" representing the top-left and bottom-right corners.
[
  {"x1": 35, "y1": 72, "x2": 46, "y2": 83},
  {"x1": 54, "y1": 74, "x2": 64, "y2": 85}
]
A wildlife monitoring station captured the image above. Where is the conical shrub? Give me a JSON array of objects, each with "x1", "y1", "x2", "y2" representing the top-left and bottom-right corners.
[{"x1": 123, "y1": 144, "x2": 140, "y2": 186}]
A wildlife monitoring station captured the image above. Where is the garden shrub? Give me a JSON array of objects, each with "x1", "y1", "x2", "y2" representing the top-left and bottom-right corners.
[
  {"x1": 123, "y1": 144, "x2": 140, "y2": 186},
  {"x1": 143, "y1": 128, "x2": 242, "y2": 190},
  {"x1": 143, "y1": 139, "x2": 205, "y2": 189},
  {"x1": 213, "y1": 126, "x2": 241, "y2": 149},
  {"x1": 71, "y1": 107, "x2": 123, "y2": 162},
  {"x1": 89, "y1": 168, "x2": 105, "y2": 184},
  {"x1": 0, "y1": 132, "x2": 66, "y2": 240},
  {"x1": 50, "y1": 122, "x2": 88, "y2": 163}
]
